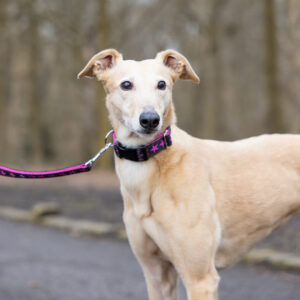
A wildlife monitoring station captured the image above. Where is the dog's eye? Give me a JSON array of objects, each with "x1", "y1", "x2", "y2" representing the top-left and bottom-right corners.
[
  {"x1": 121, "y1": 81, "x2": 133, "y2": 90},
  {"x1": 157, "y1": 80, "x2": 166, "y2": 90}
]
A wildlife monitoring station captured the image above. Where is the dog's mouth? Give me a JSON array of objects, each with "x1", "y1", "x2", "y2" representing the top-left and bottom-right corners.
[
  {"x1": 122, "y1": 117, "x2": 161, "y2": 141},
  {"x1": 137, "y1": 128, "x2": 159, "y2": 137},
  {"x1": 140, "y1": 127, "x2": 158, "y2": 134}
]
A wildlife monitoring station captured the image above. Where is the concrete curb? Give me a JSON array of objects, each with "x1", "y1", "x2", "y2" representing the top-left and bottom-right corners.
[
  {"x1": 0, "y1": 205, "x2": 299, "y2": 272},
  {"x1": 0, "y1": 206, "x2": 122, "y2": 238},
  {"x1": 242, "y1": 248, "x2": 300, "y2": 272}
]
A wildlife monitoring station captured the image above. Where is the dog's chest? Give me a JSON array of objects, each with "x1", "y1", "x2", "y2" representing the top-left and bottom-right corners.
[
  {"x1": 117, "y1": 160, "x2": 175, "y2": 260},
  {"x1": 116, "y1": 160, "x2": 157, "y2": 218}
]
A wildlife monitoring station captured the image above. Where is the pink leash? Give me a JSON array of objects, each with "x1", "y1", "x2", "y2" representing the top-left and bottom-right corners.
[
  {"x1": 0, "y1": 130, "x2": 114, "y2": 179},
  {"x1": 0, "y1": 164, "x2": 91, "y2": 179}
]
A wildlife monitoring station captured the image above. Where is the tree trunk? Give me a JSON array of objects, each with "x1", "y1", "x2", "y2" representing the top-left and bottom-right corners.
[
  {"x1": 0, "y1": 0, "x2": 7, "y2": 157},
  {"x1": 264, "y1": 0, "x2": 282, "y2": 133},
  {"x1": 202, "y1": 0, "x2": 223, "y2": 139},
  {"x1": 26, "y1": 0, "x2": 43, "y2": 162},
  {"x1": 96, "y1": 0, "x2": 113, "y2": 169}
]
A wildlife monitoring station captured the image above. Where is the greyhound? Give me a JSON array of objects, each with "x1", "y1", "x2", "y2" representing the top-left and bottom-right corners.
[{"x1": 78, "y1": 49, "x2": 300, "y2": 300}]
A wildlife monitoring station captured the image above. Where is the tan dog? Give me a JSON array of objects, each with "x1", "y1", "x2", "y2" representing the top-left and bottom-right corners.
[{"x1": 78, "y1": 49, "x2": 300, "y2": 300}]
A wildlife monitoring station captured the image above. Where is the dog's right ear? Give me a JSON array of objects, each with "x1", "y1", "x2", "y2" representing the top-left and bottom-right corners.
[
  {"x1": 156, "y1": 49, "x2": 200, "y2": 83},
  {"x1": 77, "y1": 49, "x2": 122, "y2": 80}
]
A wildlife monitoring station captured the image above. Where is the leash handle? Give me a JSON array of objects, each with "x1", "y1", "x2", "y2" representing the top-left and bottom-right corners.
[{"x1": 0, "y1": 164, "x2": 91, "y2": 179}]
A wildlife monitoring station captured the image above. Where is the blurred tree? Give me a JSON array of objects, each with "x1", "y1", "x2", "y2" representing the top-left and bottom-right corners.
[
  {"x1": 202, "y1": 0, "x2": 223, "y2": 139},
  {"x1": 0, "y1": 0, "x2": 299, "y2": 168},
  {"x1": 0, "y1": 0, "x2": 6, "y2": 156},
  {"x1": 276, "y1": 0, "x2": 300, "y2": 133},
  {"x1": 264, "y1": 0, "x2": 282, "y2": 133},
  {"x1": 96, "y1": 0, "x2": 113, "y2": 169},
  {"x1": 26, "y1": 0, "x2": 43, "y2": 162}
]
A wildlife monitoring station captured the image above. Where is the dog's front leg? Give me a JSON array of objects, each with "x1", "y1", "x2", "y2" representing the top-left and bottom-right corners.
[
  {"x1": 185, "y1": 269, "x2": 219, "y2": 300},
  {"x1": 178, "y1": 228, "x2": 220, "y2": 300},
  {"x1": 162, "y1": 187, "x2": 221, "y2": 300},
  {"x1": 177, "y1": 239, "x2": 219, "y2": 300},
  {"x1": 123, "y1": 200, "x2": 178, "y2": 300},
  {"x1": 168, "y1": 227, "x2": 219, "y2": 300}
]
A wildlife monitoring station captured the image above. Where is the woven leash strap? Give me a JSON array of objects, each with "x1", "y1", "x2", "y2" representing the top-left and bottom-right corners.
[
  {"x1": 0, "y1": 164, "x2": 91, "y2": 179},
  {"x1": 0, "y1": 130, "x2": 114, "y2": 179}
]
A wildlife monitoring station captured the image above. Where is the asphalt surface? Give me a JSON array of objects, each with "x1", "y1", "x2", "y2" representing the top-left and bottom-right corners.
[
  {"x1": 0, "y1": 220, "x2": 299, "y2": 300},
  {"x1": 0, "y1": 174, "x2": 299, "y2": 256}
]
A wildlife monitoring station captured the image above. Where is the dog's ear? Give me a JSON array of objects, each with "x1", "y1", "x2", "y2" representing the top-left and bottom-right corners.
[
  {"x1": 155, "y1": 50, "x2": 200, "y2": 83},
  {"x1": 77, "y1": 49, "x2": 122, "y2": 80}
]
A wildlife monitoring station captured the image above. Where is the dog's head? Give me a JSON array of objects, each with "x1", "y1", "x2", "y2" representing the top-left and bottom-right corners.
[{"x1": 78, "y1": 49, "x2": 199, "y2": 146}]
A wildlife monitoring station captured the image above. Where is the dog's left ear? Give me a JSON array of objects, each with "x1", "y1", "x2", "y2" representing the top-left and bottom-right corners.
[
  {"x1": 156, "y1": 50, "x2": 200, "y2": 83},
  {"x1": 77, "y1": 49, "x2": 122, "y2": 80}
]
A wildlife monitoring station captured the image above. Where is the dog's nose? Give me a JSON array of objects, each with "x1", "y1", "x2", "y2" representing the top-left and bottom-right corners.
[{"x1": 139, "y1": 111, "x2": 160, "y2": 130}]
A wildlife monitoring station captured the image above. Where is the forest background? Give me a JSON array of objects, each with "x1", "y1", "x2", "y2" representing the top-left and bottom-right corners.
[{"x1": 0, "y1": 0, "x2": 299, "y2": 169}]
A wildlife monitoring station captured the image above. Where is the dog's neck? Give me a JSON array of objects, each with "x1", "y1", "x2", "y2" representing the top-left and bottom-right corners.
[{"x1": 113, "y1": 124, "x2": 185, "y2": 219}]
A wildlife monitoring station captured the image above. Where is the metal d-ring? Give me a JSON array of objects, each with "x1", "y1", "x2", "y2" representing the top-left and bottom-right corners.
[
  {"x1": 105, "y1": 129, "x2": 114, "y2": 145},
  {"x1": 85, "y1": 130, "x2": 114, "y2": 167},
  {"x1": 163, "y1": 127, "x2": 169, "y2": 148}
]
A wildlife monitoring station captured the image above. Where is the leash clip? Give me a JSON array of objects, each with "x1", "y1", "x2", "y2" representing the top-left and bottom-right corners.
[
  {"x1": 163, "y1": 127, "x2": 169, "y2": 148},
  {"x1": 85, "y1": 130, "x2": 114, "y2": 167}
]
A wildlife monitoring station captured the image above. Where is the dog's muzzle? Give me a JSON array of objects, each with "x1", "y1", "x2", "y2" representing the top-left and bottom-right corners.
[{"x1": 139, "y1": 111, "x2": 160, "y2": 131}]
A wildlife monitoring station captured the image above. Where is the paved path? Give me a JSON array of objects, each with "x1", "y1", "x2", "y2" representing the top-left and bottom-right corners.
[
  {"x1": 0, "y1": 174, "x2": 299, "y2": 255},
  {"x1": 0, "y1": 219, "x2": 299, "y2": 300}
]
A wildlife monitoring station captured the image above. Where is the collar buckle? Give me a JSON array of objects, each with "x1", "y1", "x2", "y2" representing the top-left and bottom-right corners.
[{"x1": 136, "y1": 147, "x2": 148, "y2": 161}]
